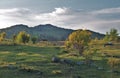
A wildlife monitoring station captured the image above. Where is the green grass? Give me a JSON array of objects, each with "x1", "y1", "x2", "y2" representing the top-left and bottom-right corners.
[{"x1": 0, "y1": 45, "x2": 120, "y2": 78}]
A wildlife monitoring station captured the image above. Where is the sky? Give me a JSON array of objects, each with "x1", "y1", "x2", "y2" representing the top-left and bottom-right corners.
[{"x1": 0, "y1": 0, "x2": 120, "y2": 34}]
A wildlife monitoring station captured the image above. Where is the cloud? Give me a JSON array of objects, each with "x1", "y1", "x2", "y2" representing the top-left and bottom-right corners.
[
  {"x1": 0, "y1": 7, "x2": 120, "y2": 34},
  {"x1": 91, "y1": 7, "x2": 120, "y2": 14},
  {"x1": 0, "y1": 8, "x2": 36, "y2": 27},
  {"x1": 0, "y1": 8, "x2": 31, "y2": 17}
]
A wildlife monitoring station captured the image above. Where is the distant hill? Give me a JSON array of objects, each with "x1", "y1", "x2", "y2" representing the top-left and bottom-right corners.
[{"x1": 0, "y1": 24, "x2": 105, "y2": 41}]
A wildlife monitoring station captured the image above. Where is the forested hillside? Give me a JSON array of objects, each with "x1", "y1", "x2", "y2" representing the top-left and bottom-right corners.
[{"x1": 0, "y1": 24, "x2": 104, "y2": 41}]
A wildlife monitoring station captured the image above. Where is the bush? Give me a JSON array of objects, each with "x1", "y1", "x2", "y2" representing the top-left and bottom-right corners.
[{"x1": 108, "y1": 58, "x2": 120, "y2": 72}]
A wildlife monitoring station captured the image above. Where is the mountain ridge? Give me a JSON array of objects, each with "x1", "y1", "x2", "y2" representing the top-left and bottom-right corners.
[{"x1": 0, "y1": 24, "x2": 105, "y2": 41}]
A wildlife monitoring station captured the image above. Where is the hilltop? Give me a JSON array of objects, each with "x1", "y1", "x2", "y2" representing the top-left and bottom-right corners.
[{"x1": 0, "y1": 24, "x2": 104, "y2": 41}]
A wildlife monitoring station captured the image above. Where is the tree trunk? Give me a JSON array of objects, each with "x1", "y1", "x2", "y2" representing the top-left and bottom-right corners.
[{"x1": 78, "y1": 45, "x2": 84, "y2": 56}]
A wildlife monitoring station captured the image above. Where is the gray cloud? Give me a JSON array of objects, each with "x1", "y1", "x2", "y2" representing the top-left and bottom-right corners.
[
  {"x1": 91, "y1": 7, "x2": 120, "y2": 14},
  {"x1": 0, "y1": 7, "x2": 120, "y2": 34}
]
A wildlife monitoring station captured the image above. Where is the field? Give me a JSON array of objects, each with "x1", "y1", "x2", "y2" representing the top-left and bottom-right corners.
[{"x1": 0, "y1": 43, "x2": 120, "y2": 78}]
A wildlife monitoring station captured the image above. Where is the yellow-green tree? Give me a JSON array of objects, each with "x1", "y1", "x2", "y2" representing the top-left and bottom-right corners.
[
  {"x1": 65, "y1": 30, "x2": 91, "y2": 56},
  {"x1": 16, "y1": 31, "x2": 30, "y2": 44},
  {"x1": 0, "y1": 32, "x2": 6, "y2": 42}
]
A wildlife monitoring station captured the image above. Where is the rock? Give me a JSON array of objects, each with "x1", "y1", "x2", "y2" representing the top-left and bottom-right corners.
[
  {"x1": 7, "y1": 64, "x2": 17, "y2": 69},
  {"x1": 113, "y1": 70, "x2": 120, "y2": 73},
  {"x1": 36, "y1": 71, "x2": 43, "y2": 75},
  {"x1": 52, "y1": 57, "x2": 60, "y2": 63},
  {"x1": 76, "y1": 61, "x2": 84, "y2": 65},
  {"x1": 104, "y1": 42, "x2": 113, "y2": 47},
  {"x1": 90, "y1": 63, "x2": 98, "y2": 68},
  {"x1": 20, "y1": 68, "x2": 41, "y2": 73},
  {"x1": 60, "y1": 59, "x2": 65, "y2": 63},
  {"x1": 52, "y1": 57, "x2": 74, "y2": 65},
  {"x1": 113, "y1": 56, "x2": 120, "y2": 58},
  {"x1": 60, "y1": 59, "x2": 74, "y2": 65},
  {"x1": 97, "y1": 67, "x2": 104, "y2": 70}
]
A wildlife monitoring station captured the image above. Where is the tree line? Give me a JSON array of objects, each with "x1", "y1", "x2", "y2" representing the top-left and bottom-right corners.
[
  {"x1": 0, "y1": 28, "x2": 119, "y2": 47},
  {"x1": 0, "y1": 31, "x2": 37, "y2": 44}
]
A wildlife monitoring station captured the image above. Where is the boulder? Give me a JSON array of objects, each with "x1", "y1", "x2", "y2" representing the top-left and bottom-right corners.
[
  {"x1": 36, "y1": 71, "x2": 43, "y2": 75},
  {"x1": 52, "y1": 57, "x2": 60, "y2": 63},
  {"x1": 113, "y1": 70, "x2": 120, "y2": 73},
  {"x1": 104, "y1": 42, "x2": 113, "y2": 47},
  {"x1": 97, "y1": 67, "x2": 104, "y2": 70},
  {"x1": 7, "y1": 64, "x2": 17, "y2": 69},
  {"x1": 60, "y1": 59, "x2": 74, "y2": 65},
  {"x1": 76, "y1": 61, "x2": 84, "y2": 65},
  {"x1": 90, "y1": 63, "x2": 98, "y2": 68}
]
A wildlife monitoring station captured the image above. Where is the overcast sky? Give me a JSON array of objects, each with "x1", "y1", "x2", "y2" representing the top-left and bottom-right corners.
[{"x1": 0, "y1": 0, "x2": 120, "y2": 34}]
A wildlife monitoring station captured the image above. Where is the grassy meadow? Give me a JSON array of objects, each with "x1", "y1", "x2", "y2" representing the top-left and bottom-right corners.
[{"x1": 0, "y1": 42, "x2": 120, "y2": 78}]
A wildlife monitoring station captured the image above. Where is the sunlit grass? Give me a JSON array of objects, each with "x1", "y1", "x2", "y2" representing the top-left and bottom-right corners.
[
  {"x1": 0, "y1": 44, "x2": 119, "y2": 78},
  {"x1": 0, "y1": 51, "x2": 10, "y2": 54}
]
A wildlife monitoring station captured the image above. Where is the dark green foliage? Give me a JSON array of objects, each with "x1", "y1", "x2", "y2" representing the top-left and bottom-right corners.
[{"x1": 31, "y1": 37, "x2": 37, "y2": 44}]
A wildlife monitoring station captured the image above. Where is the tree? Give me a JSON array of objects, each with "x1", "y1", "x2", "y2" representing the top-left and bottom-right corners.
[
  {"x1": 16, "y1": 31, "x2": 30, "y2": 44},
  {"x1": 31, "y1": 36, "x2": 37, "y2": 44},
  {"x1": 0, "y1": 32, "x2": 6, "y2": 42},
  {"x1": 12, "y1": 34, "x2": 17, "y2": 42},
  {"x1": 65, "y1": 30, "x2": 91, "y2": 56},
  {"x1": 104, "y1": 32, "x2": 110, "y2": 41},
  {"x1": 104, "y1": 28, "x2": 119, "y2": 41}
]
